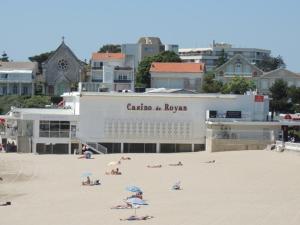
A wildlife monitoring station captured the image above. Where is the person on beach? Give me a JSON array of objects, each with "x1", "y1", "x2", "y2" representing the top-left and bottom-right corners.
[
  {"x1": 120, "y1": 156, "x2": 131, "y2": 160},
  {"x1": 105, "y1": 168, "x2": 122, "y2": 175},
  {"x1": 169, "y1": 161, "x2": 183, "y2": 166},
  {"x1": 111, "y1": 202, "x2": 133, "y2": 209},
  {"x1": 147, "y1": 164, "x2": 162, "y2": 168},
  {"x1": 0, "y1": 201, "x2": 11, "y2": 206},
  {"x1": 120, "y1": 215, "x2": 154, "y2": 221},
  {"x1": 82, "y1": 176, "x2": 92, "y2": 185},
  {"x1": 204, "y1": 160, "x2": 215, "y2": 163}
]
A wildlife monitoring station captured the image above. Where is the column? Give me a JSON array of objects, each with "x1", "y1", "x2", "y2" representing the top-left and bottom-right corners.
[
  {"x1": 19, "y1": 83, "x2": 21, "y2": 95},
  {"x1": 192, "y1": 144, "x2": 195, "y2": 152},
  {"x1": 156, "y1": 143, "x2": 160, "y2": 153},
  {"x1": 7, "y1": 83, "x2": 9, "y2": 95},
  {"x1": 68, "y1": 142, "x2": 71, "y2": 154},
  {"x1": 32, "y1": 140, "x2": 36, "y2": 154},
  {"x1": 120, "y1": 142, "x2": 124, "y2": 153}
]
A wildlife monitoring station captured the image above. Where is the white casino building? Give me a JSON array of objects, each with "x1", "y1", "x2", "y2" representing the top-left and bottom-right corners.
[{"x1": 0, "y1": 91, "x2": 283, "y2": 154}]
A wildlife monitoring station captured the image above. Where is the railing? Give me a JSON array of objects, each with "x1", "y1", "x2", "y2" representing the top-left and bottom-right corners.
[
  {"x1": 86, "y1": 142, "x2": 107, "y2": 154},
  {"x1": 276, "y1": 141, "x2": 300, "y2": 152}
]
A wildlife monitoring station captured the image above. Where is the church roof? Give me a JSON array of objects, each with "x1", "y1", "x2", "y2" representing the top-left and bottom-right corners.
[{"x1": 43, "y1": 41, "x2": 84, "y2": 66}]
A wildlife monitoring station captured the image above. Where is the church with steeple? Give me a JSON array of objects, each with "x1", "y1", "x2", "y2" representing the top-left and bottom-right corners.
[{"x1": 42, "y1": 38, "x2": 85, "y2": 96}]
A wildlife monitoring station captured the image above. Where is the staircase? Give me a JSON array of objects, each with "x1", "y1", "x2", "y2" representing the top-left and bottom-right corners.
[{"x1": 86, "y1": 142, "x2": 107, "y2": 154}]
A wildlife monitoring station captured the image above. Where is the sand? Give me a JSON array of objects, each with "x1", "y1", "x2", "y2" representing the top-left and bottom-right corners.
[{"x1": 1, "y1": 150, "x2": 300, "y2": 225}]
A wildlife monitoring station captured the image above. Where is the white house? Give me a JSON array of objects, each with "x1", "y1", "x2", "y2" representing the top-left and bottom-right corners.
[
  {"x1": 150, "y1": 62, "x2": 205, "y2": 92},
  {"x1": 85, "y1": 52, "x2": 134, "y2": 92},
  {"x1": 0, "y1": 61, "x2": 38, "y2": 95}
]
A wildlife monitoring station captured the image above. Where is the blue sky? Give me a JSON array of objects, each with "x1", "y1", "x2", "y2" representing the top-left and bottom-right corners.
[{"x1": 1, "y1": 0, "x2": 299, "y2": 71}]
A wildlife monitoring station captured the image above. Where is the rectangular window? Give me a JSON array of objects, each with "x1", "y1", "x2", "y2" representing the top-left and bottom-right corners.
[{"x1": 39, "y1": 120, "x2": 70, "y2": 138}]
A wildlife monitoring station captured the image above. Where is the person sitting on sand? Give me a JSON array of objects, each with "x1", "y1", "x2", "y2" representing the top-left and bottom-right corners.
[
  {"x1": 120, "y1": 156, "x2": 131, "y2": 160},
  {"x1": 172, "y1": 181, "x2": 181, "y2": 190},
  {"x1": 0, "y1": 201, "x2": 11, "y2": 206},
  {"x1": 82, "y1": 176, "x2": 92, "y2": 185},
  {"x1": 120, "y1": 215, "x2": 154, "y2": 221},
  {"x1": 78, "y1": 151, "x2": 93, "y2": 159},
  {"x1": 0, "y1": 177, "x2": 3, "y2": 181},
  {"x1": 127, "y1": 191, "x2": 143, "y2": 200},
  {"x1": 105, "y1": 168, "x2": 122, "y2": 175},
  {"x1": 147, "y1": 164, "x2": 162, "y2": 168},
  {"x1": 169, "y1": 161, "x2": 183, "y2": 166}
]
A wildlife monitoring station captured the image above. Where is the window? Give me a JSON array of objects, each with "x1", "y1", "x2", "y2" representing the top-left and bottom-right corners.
[
  {"x1": 235, "y1": 63, "x2": 242, "y2": 73},
  {"x1": 39, "y1": 120, "x2": 70, "y2": 138},
  {"x1": 261, "y1": 79, "x2": 268, "y2": 89},
  {"x1": 0, "y1": 74, "x2": 8, "y2": 79},
  {"x1": 22, "y1": 86, "x2": 28, "y2": 95},
  {"x1": 12, "y1": 85, "x2": 18, "y2": 94}
]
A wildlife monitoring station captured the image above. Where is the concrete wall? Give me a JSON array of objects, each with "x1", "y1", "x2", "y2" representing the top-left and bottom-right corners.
[{"x1": 78, "y1": 93, "x2": 268, "y2": 146}]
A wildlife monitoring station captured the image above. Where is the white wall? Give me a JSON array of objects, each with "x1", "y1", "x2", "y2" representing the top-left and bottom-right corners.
[{"x1": 78, "y1": 93, "x2": 268, "y2": 145}]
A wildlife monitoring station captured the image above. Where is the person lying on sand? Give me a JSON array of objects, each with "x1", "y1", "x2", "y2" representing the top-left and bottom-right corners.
[
  {"x1": 120, "y1": 215, "x2": 154, "y2": 221},
  {"x1": 204, "y1": 160, "x2": 215, "y2": 163},
  {"x1": 111, "y1": 202, "x2": 135, "y2": 209},
  {"x1": 147, "y1": 164, "x2": 162, "y2": 168},
  {"x1": 169, "y1": 161, "x2": 183, "y2": 166},
  {"x1": 120, "y1": 156, "x2": 131, "y2": 160},
  {"x1": 0, "y1": 201, "x2": 11, "y2": 206},
  {"x1": 105, "y1": 168, "x2": 122, "y2": 175}
]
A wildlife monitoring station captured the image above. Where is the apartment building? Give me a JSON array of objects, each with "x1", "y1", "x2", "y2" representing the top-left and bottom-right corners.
[{"x1": 179, "y1": 41, "x2": 271, "y2": 71}]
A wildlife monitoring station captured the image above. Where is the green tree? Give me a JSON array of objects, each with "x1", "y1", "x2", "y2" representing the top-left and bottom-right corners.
[
  {"x1": 136, "y1": 51, "x2": 181, "y2": 87},
  {"x1": 216, "y1": 49, "x2": 228, "y2": 67},
  {"x1": 287, "y1": 85, "x2": 300, "y2": 113},
  {"x1": 29, "y1": 51, "x2": 54, "y2": 72},
  {"x1": 23, "y1": 96, "x2": 51, "y2": 108},
  {"x1": 98, "y1": 44, "x2": 121, "y2": 53},
  {"x1": 222, "y1": 76, "x2": 255, "y2": 94},
  {"x1": 256, "y1": 55, "x2": 285, "y2": 72},
  {"x1": 269, "y1": 79, "x2": 290, "y2": 119},
  {"x1": 0, "y1": 51, "x2": 9, "y2": 62},
  {"x1": 202, "y1": 72, "x2": 223, "y2": 93}
]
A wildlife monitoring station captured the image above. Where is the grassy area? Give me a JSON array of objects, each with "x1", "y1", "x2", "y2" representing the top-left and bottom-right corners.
[{"x1": 0, "y1": 95, "x2": 53, "y2": 114}]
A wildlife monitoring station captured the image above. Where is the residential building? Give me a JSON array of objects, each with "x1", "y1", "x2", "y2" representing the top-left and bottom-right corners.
[
  {"x1": 42, "y1": 39, "x2": 85, "y2": 96},
  {"x1": 0, "y1": 61, "x2": 38, "y2": 96},
  {"x1": 150, "y1": 62, "x2": 205, "y2": 91},
  {"x1": 214, "y1": 54, "x2": 264, "y2": 84},
  {"x1": 84, "y1": 52, "x2": 134, "y2": 92},
  {"x1": 121, "y1": 37, "x2": 178, "y2": 69},
  {"x1": 257, "y1": 68, "x2": 300, "y2": 94},
  {"x1": 179, "y1": 41, "x2": 271, "y2": 71}
]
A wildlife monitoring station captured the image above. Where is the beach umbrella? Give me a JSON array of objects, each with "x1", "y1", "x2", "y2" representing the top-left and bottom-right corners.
[
  {"x1": 126, "y1": 197, "x2": 147, "y2": 206},
  {"x1": 81, "y1": 172, "x2": 92, "y2": 178},
  {"x1": 126, "y1": 186, "x2": 142, "y2": 193}
]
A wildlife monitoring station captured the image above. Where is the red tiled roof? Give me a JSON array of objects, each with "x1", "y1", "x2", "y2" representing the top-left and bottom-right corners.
[
  {"x1": 92, "y1": 52, "x2": 125, "y2": 60},
  {"x1": 150, "y1": 62, "x2": 205, "y2": 73}
]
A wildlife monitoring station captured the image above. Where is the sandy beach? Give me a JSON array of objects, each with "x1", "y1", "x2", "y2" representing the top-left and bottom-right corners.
[{"x1": 1, "y1": 150, "x2": 300, "y2": 225}]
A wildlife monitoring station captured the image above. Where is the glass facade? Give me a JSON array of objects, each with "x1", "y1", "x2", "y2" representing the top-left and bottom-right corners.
[{"x1": 39, "y1": 120, "x2": 70, "y2": 138}]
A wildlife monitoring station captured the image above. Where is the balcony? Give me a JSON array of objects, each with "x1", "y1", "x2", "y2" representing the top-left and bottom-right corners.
[{"x1": 113, "y1": 79, "x2": 132, "y2": 83}]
